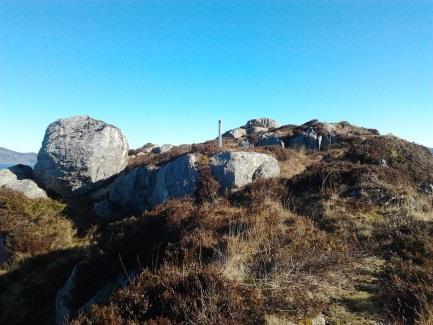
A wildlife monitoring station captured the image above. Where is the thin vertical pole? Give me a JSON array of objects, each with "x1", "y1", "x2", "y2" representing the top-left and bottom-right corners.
[{"x1": 218, "y1": 120, "x2": 223, "y2": 148}]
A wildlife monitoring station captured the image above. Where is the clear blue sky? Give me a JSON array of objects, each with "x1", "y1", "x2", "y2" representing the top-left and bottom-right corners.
[{"x1": 1, "y1": 0, "x2": 432, "y2": 152}]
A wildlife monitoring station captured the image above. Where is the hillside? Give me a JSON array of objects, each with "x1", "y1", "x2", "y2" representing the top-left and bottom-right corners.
[
  {"x1": 1, "y1": 117, "x2": 433, "y2": 325},
  {"x1": 0, "y1": 147, "x2": 37, "y2": 167}
]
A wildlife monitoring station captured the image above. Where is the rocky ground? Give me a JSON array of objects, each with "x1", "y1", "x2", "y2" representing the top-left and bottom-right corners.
[{"x1": 0, "y1": 116, "x2": 432, "y2": 325}]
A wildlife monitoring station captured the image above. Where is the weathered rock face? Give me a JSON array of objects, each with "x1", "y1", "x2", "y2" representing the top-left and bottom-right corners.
[
  {"x1": 94, "y1": 154, "x2": 199, "y2": 217},
  {"x1": 289, "y1": 127, "x2": 321, "y2": 150},
  {"x1": 239, "y1": 139, "x2": 254, "y2": 148},
  {"x1": 257, "y1": 133, "x2": 285, "y2": 148},
  {"x1": 0, "y1": 167, "x2": 47, "y2": 199},
  {"x1": 288, "y1": 126, "x2": 336, "y2": 151},
  {"x1": 210, "y1": 151, "x2": 280, "y2": 191},
  {"x1": 34, "y1": 116, "x2": 129, "y2": 197},
  {"x1": 152, "y1": 144, "x2": 174, "y2": 154},
  {"x1": 246, "y1": 118, "x2": 280, "y2": 129},
  {"x1": 149, "y1": 154, "x2": 199, "y2": 206},
  {"x1": 223, "y1": 128, "x2": 247, "y2": 139}
]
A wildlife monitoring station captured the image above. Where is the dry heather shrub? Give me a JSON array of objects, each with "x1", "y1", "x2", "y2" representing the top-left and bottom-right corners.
[
  {"x1": 222, "y1": 200, "x2": 349, "y2": 318},
  {"x1": 376, "y1": 217, "x2": 433, "y2": 323},
  {"x1": 128, "y1": 146, "x2": 192, "y2": 168},
  {"x1": 230, "y1": 178, "x2": 289, "y2": 211},
  {"x1": 0, "y1": 188, "x2": 76, "y2": 260},
  {"x1": 345, "y1": 135, "x2": 433, "y2": 184},
  {"x1": 195, "y1": 165, "x2": 220, "y2": 204},
  {"x1": 72, "y1": 265, "x2": 264, "y2": 324}
]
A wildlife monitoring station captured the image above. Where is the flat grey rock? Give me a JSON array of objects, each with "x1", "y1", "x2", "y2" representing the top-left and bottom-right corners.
[
  {"x1": 0, "y1": 168, "x2": 47, "y2": 199},
  {"x1": 210, "y1": 151, "x2": 280, "y2": 191},
  {"x1": 34, "y1": 116, "x2": 129, "y2": 197}
]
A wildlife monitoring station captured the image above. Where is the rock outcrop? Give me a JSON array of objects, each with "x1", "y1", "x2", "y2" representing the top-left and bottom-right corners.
[
  {"x1": 288, "y1": 127, "x2": 323, "y2": 150},
  {"x1": 94, "y1": 154, "x2": 199, "y2": 217},
  {"x1": 0, "y1": 166, "x2": 47, "y2": 199},
  {"x1": 257, "y1": 133, "x2": 285, "y2": 148},
  {"x1": 152, "y1": 144, "x2": 174, "y2": 154},
  {"x1": 34, "y1": 116, "x2": 129, "y2": 197},
  {"x1": 244, "y1": 118, "x2": 280, "y2": 135},
  {"x1": 246, "y1": 118, "x2": 280, "y2": 129},
  {"x1": 223, "y1": 128, "x2": 247, "y2": 139},
  {"x1": 210, "y1": 151, "x2": 280, "y2": 191}
]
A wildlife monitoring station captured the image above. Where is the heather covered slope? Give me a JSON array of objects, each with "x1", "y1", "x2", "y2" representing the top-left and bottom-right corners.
[{"x1": 1, "y1": 120, "x2": 433, "y2": 325}]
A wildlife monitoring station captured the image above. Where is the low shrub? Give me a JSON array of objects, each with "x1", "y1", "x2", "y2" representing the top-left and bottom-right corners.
[{"x1": 0, "y1": 188, "x2": 76, "y2": 263}]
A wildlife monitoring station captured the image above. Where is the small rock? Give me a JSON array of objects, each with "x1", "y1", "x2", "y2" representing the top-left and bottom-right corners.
[
  {"x1": 420, "y1": 183, "x2": 433, "y2": 195},
  {"x1": 311, "y1": 313, "x2": 326, "y2": 325}
]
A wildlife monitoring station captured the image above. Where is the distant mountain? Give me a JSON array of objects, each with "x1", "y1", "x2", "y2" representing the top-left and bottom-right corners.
[{"x1": 0, "y1": 147, "x2": 37, "y2": 167}]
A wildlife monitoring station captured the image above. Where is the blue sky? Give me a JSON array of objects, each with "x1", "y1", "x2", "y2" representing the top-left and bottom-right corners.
[{"x1": 0, "y1": 0, "x2": 432, "y2": 152}]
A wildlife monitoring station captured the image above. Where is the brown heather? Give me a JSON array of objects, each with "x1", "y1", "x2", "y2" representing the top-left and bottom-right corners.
[{"x1": 1, "y1": 133, "x2": 433, "y2": 324}]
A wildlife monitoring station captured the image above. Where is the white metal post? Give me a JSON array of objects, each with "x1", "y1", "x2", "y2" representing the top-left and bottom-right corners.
[{"x1": 218, "y1": 120, "x2": 223, "y2": 148}]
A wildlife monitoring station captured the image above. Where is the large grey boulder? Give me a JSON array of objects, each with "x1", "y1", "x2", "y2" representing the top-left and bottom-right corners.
[
  {"x1": 94, "y1": 154, "x2": 199, "y2": 217},
  {"x1": 210, "y1": 151, "x2": 280, "y2": 191},
  {"x1": 34, "y1": 116, "x2": 129, "y2": 197},
  {"x1": 257, "y1": 133, "x2": 285, "y2": 148},
  {"x1": 0, "y1": 167, "x2": 47, "y2": 199},
  {"x1": 223, "y1": 128, "x2": 247, "y2": 139}
]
